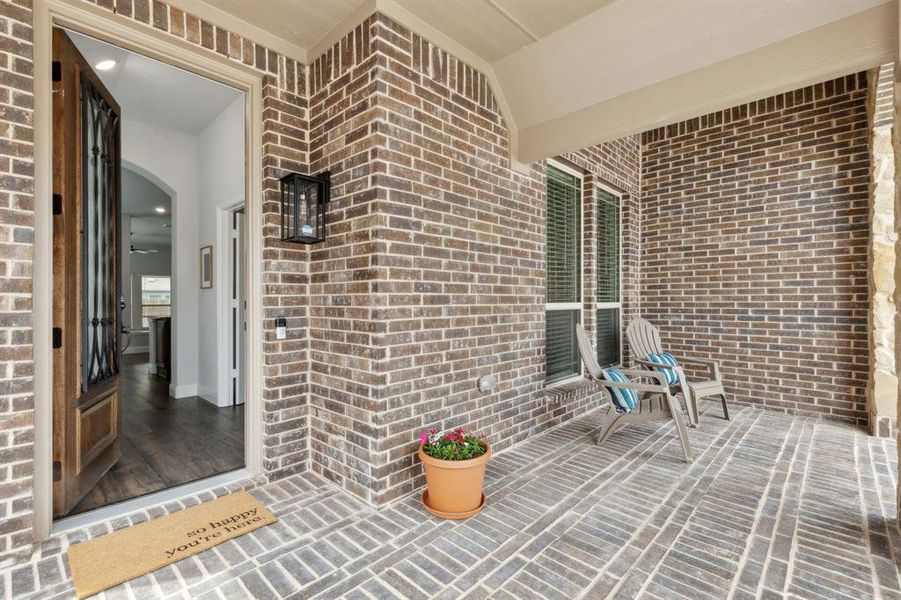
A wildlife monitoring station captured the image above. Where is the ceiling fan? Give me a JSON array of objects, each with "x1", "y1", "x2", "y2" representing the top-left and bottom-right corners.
[{"x1": 130, "y1": 244, "x2": 159, "y2": 254}]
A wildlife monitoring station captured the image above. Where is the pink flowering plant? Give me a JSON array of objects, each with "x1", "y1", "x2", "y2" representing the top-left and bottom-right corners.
[{"x1": 419, "y1": 427, "x2": 487, "y2": 461}]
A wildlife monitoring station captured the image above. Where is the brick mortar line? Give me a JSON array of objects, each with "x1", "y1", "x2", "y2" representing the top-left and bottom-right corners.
[
  {"x1": 465, "y1": 402, "x2": 745, "y2": 597},
  {"x1": 481, "y1": 407, "x2": 673, "y2": 497},
  {"x1": 298, "y1": 410, "x2": 675, "y2": 598},
  {"x1": 367, "y1": 404, "x2": 624, "y2": 512},
  {"x1": 729, "y1": 415, "x2": 811, "y2": 598},
  {"x1": 754, "y1": 417, "x2": 815, "y2": 597},
  {"x1": 853, "y1": 429, "x2": 892, "y2": 598},
  {"x1": 871, "y1": 438, "x2": 897, "y2": 510},
  {"x1": 781, "y1": 422, "x2": 863, "y2": 599},
  {"x1": 310, "y1": 428, "x2": 632, "y2": 595},
  {"x1": 298, "y1": 497, "x2": 472, "y2": 594},
  {"x1": 602, "y1": 405, "x2": 766, "y2": 599}
]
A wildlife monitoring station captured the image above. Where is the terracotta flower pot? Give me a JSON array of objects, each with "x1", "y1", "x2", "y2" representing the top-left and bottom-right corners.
[{"x1": 419, "y1": 442, "x2": 491, "y2": 519}]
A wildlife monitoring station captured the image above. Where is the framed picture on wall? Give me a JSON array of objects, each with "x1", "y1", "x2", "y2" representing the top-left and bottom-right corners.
[{"x1": 200, "y1": 245, "x2": 213, "y2": 289}]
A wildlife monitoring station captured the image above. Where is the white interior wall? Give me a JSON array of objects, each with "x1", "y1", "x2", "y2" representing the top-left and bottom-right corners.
[
  {"x1": 122, "y1": 118, "x2": 200, "y2": 397},
  {"x1": 121, "y1": 98, "x2": 243, "y2": 404},
  {"x1": 197, "y1": 95, "x2": 245, "y2": 406}
]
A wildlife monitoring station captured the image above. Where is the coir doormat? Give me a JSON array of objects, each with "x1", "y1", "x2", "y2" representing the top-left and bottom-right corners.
[{"x1": 67, "y1": 491, "x2": 276, "y2": 598}]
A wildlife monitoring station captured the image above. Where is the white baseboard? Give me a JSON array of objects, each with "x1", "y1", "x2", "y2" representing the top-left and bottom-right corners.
[
  {"x1": 123, "y1": 345, "x2": 149, "y2": 355},
  {"x1": 198, "y1": 384, "x2": 224, "y2": 407},
  {"x1": 169, "y1": 383, "x2": 198, "y2": 398}
]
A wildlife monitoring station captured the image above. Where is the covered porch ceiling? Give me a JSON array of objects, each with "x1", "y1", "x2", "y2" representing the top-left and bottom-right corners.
[{"x1": 171, "y1": 0, "x2": 899, "y2": 162}]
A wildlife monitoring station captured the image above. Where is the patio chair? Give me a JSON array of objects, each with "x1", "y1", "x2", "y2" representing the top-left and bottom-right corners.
[
  {"x1": 625, "y1": 318, "x2": 730, "y2": 425},
  {"x1": 576, "y1": 325, "x2": 692, "y2": 462}
]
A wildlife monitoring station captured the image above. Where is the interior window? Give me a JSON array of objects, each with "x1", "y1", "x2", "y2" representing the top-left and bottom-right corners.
[{"x1": 140, "y1": 275, "x2": 171, "y2": 329}]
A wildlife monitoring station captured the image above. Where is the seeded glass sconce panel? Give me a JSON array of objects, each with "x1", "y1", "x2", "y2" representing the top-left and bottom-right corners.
[{"x1": 280, "y1": 172, "x2": 330, "y2": 244}]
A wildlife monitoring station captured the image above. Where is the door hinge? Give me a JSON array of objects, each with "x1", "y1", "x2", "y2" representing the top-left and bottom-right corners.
[
  {"x1": 52, "y1": 461, "x2": 62, "y2": 482},
  {"x1": 52, "y1": 194, "x2": 63, "y2": 216},
  {"x1": 52, "y1": 61, "x2": 62, "y2": 83},
  {"x1": 52, "y1": 327, "x2": 62, "y2": 349}
]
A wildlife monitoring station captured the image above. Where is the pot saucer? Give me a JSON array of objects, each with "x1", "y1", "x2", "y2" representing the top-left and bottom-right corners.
[{"x1": 421, "y1": 490, "x2": 486, "y2": 520}]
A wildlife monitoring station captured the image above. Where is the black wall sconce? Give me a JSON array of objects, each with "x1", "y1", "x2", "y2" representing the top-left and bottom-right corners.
[{"x1": 280, "y1": 171, "x2": 330, "y2": 244}]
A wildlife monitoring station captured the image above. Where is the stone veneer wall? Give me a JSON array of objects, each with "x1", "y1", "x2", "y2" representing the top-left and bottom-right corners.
[
  {"x1": 0, "y1": 0, "x2": 311, "y2": 566},
  {"x1": 641, "y1": 74, "x2": 871, "y2": 424},
  {"x1": 867, "y1": 63, "x2": 897, "y2": 438},
  {"x1": 302, "y1": 13, "x2": 641, "y2": 504}
]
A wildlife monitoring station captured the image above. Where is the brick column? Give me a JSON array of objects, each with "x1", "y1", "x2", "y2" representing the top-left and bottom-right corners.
[{"x1": 867, "y1": 64, "x2": 897, "y2": 437}]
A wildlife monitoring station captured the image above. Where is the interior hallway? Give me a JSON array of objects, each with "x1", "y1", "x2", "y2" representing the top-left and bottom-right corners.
[{"x1": 71, "y1": 354, "x2": 245, "y2": 516}]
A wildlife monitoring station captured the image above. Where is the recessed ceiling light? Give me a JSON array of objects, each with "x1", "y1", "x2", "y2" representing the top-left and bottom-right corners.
[
  {"x1": 155, "y1": 207, "x2": 166, "y2": 214},
  {"x1": 95, "y1": 59, "x2": 117, "y2": 71}
]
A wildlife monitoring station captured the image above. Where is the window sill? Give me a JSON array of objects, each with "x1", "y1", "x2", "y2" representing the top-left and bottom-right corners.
[
  {"x1": 542, "y1": 377, "x2": 597, "y2": 403},
  {"x1": 544, "y1": 374, "x2": 584, "y2": 390}
]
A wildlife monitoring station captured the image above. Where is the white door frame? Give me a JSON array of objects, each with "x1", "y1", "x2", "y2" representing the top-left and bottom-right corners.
[
  {"x1": 32, "y1": 0, "x2": 265, "y2": 541},
  {"x1": 216, "y1": 199, "x2": 245, "y2": 408}
]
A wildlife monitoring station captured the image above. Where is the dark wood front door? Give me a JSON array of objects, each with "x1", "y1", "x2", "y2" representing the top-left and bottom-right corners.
[{"x1": 52, "y1": 28, "x2": 124, "y2": 518}]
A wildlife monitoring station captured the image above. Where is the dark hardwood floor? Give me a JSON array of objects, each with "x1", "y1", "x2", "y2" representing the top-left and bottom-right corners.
[{"x1": 70, "y1": 353, "x2": 244, "y2": 516}]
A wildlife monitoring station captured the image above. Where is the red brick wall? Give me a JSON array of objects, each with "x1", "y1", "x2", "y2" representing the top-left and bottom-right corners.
[
  {"x1": 0, "y1": 0, "x2": 310, "y2": 565},
  {"x1": 3, "y1": 0, "x2": 876, "y2": 569},
  {"x1": 0, "y1": 0, "x2": 645, "y2": 562},
  {"x1": 303, "y1": 14, "x2": 642, "y2": 504},
  {"x1": 0, "y1": 0, "x2": 36, "y2": 569},
  {"x1": 640, "y1": 74, "x2": 870, "y2": 423},
  {"x1": 368, "y1": 14, "x2": 547, "y2": 504},
  {"x1": 305, "y1": 14, "x2": 386, "y2": 501}
]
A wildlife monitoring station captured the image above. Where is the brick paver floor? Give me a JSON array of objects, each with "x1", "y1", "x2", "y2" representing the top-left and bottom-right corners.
[{"x1": 4, "y1": 400, "x2": 900, "y2": 599}]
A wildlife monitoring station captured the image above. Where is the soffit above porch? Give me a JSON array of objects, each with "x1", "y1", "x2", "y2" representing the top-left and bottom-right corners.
[
  {"x1": 167, "y1": 0, "x2": 898, "y2": 163},
  {"x1": 186, "y1": 0, "x2": 611, "y2": 64}
]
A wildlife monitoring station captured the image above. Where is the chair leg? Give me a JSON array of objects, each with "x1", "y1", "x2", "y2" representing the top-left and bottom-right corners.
[
  {"x1": 665, "y1": 395, "x2": 692, "y2": 462},
  {"x1": 596, "y1": 412, "x2": 624, "y2": 445},
  {"x1": 720, "y1": 393, "x2": 730, "y2": 420},
  {"x1": 679, "y1": 387, "x2": 699, "y2": 428},
  {"x1": 690, "y1": 392, "x2": 701, "y2": 427}
]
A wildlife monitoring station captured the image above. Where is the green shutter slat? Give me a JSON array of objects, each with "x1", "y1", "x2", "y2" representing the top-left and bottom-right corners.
[
  {"x1": 546, "y1": 310, "x2": 580, "y2": 383},
  {"x1": 596, "y1": 307, "x2": 621, "y2": 368},
  {"x1": 546, "y1": 166, "x2": 580, "y2": 304},
  {"x1": 596, "y1": 188, "x2": 620, "y2": 304},
  {"x1": 545, "y1": 164, "x2": 582, "y2": 382},
  {"x1": 596, "y1": 187, "x2": 621, "y2": 366}
]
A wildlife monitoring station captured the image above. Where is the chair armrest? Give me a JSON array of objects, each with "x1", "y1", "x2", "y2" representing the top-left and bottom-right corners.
[
  {"x1": 673, "y1": 356, "x2": 721, "y2": 379},
  {"x1": 597, "y1": 380, "x2": 669, "y2": 394},
  {"x1": 635, "y1": 358, "x2": 663, "y2": 369},
  {"x1": 633, "y1": 360, "x2": 683, "y2": 381},
  {"x1": 595, "y1": 368, "x2": 670, "y2": 392}
]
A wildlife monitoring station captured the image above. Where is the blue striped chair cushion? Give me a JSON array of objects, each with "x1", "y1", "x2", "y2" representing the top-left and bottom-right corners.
[
  {"x1": 600, "y1": 367, "x2": 638, "y2": 413},
  {"x1": 647, "y1": 352, "x2": 680, "y2": 385}
]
